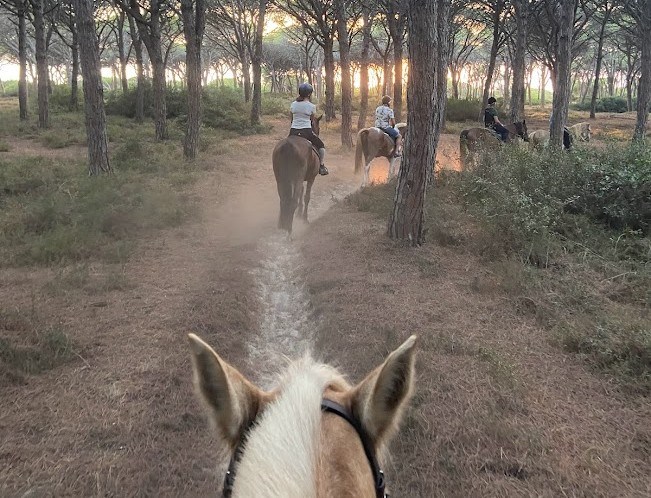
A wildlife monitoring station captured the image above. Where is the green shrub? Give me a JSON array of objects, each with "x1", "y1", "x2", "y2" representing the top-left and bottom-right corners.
[
  {"x1": 457, "y1": 143, "x2": 651, "y2": 250},
  {"x1": 48, "y1": 85, "x2": 78, "y2": 111},
  {"x1": 262, "y1": 93, "x2": 292, "y2": 115},
  {"x1": 105, "y1": 86, "x2": 265, "y2": 134},
  {"x1": 1, "y1": 80, "x2": 20, "y2": 97},
  {"x1": 0, "y1": 153, "x2": 197, "y2": 266},
  {"x1": 572, "y1": 96, "x2": 629, "y2": 113},
  {"x1": 572, "y1": 143, "x2": 651, "y2": 232},
  {"x1": 446, "y1": 98, "x2": 482, "y2": 122}
]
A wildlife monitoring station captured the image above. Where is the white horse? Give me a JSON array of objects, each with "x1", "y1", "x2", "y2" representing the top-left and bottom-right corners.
[
  {"x1": 529, "y1": 129, "x2": 550, "y2": 148},
  {"x1": 188, "y1": 333, "x2": 417, "y2": 497},
  {"x1": 568, "y1": 122, "x2": 591, "y2": 142}
]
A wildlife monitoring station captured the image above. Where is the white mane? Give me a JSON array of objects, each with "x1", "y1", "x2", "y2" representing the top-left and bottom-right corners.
[{"x1": 232, "y1": 358, "x2": 342, "y2": 498}]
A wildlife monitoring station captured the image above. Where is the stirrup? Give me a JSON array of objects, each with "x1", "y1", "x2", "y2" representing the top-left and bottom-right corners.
[{"x1": 319, "y1": 165, "x2": 329, "y2": 176}]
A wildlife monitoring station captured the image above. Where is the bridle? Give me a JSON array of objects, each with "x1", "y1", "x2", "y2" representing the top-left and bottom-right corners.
[{"x1": 222, "y1": 399, "x2": 388, "y2": 498}]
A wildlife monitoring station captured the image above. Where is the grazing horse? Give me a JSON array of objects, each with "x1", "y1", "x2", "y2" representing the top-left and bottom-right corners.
[
  {"x1": 459, "y1": 121, "x2": 528, "y2": 169},
  {"x1": 355, "y1": 123, "x2": 407, "y2": 187},
  {"x1": 529, "y1": 129, "x2": 550, "y2": 149},
  {"x1": 272, "y1": 116, "x2": 322, "y2": 234},
  {"x1": 188, "y1": 333, "x2": 417, "y2": 498},
  {"x1": 567, "y1": 122, "x2": 591, "y2": 142}
]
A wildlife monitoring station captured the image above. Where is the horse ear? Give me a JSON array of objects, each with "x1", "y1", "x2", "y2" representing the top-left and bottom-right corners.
[
  {"x1": 317, "y1": 114, "x2": 323, "y2": 122},
  {"x1": 188, "y1": 334, "x2": 266, "y2": 448},
  {"x1": 350, "y1": 335, "x2": 417, "y2": 448}
]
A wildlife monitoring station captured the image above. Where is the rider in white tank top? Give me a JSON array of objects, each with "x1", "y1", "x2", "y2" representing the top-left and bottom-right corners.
[
  {"x1": 290, "y1": 100, "x2": 316, "y2": 129},
  {"x1": 289, "y1": 83, "x2": 328, "y2": 175}
]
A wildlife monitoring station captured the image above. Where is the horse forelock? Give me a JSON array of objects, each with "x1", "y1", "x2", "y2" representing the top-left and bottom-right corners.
[{"x1": 232, "y1": 357, "x2": 348, "y2": 498}]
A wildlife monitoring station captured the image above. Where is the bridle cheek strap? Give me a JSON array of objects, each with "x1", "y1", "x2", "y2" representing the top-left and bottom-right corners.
[{"x1": 320, "y1": 399, "x2": 387, "y2": 498}]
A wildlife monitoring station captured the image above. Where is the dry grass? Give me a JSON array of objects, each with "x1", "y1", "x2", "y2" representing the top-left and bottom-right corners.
[
  {"x1": 299, "y1": 200, "x2": 650, "y2": 496},
  {"x1": 0, "y1": 101, "x2": 648, "y2": 498}
]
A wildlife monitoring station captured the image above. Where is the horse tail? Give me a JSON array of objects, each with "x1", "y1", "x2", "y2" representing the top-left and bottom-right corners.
[
  {"x1": 355, "y1": 130, "x2": 367, "y2": 175},
  {"x1": 459, "y1": 130, "x2": 470, "y2": 169}
]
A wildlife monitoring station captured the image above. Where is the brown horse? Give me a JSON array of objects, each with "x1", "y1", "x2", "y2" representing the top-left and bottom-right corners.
[
  {"x1": 355, "y1": 123, "x2": 407, "y2": 186},
  {"x1": 459, "y1": 121, "x2": 528, "y2": 169},
  {"x1": 188, "y1": 332, "x2": 417, "y2": 497},
  {"x1": 272, "y1": 116, "x2": 322, "y2": 234}
]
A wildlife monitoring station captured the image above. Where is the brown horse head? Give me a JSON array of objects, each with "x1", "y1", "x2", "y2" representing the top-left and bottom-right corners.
[
  {"x1": 311, "y1": 114, "x2": 323, "y2": 136},
  {"x1": 508, "y1": 120, "x2": 529, "y2": 142},
  {"x1": 188, "y1": 333, "x2": 417, "y2": 497}
]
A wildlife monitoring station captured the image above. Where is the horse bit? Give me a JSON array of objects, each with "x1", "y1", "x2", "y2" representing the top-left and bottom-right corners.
[{"x1": 222, "y1": 399, "x2": 388, "y2": 498}]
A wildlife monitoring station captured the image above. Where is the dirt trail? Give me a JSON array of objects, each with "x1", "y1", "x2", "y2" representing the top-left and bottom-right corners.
[
  {"x1": 0, "y1": 123, "x2": 364, "y2": 496},
  {"x1": 2, "y1": 122, "x2": 646, "y2": 497}
]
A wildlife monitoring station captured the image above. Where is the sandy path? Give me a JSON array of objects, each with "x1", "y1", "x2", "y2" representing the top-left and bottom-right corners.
[{"x1": 0, "y1": 124, "x2": 367, "y2": 496}]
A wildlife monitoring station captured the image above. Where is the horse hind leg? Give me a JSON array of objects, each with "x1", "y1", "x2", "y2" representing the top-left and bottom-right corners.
[
  {"x1": 363, "y1": 159, "x2": 372, "y2": 187},
  {"x1": 388, "y1": 156, "x2": 399, "y2": 179},
  {"x1": 302, "y1": 180, "x2": 314, "y2": 222},
  {"x1": 297, "y1": 183, "x2": 305, "y2": 218}
]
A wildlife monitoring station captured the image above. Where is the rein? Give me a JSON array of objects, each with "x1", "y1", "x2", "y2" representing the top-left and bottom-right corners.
[{"x1": 222, "y1": 399, "x2": 387, "y2": 498}]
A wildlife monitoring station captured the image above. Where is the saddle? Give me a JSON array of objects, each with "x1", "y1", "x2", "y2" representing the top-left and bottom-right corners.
[{"x1": 289, "y1": 132, "x2": 320, "y2": 158}]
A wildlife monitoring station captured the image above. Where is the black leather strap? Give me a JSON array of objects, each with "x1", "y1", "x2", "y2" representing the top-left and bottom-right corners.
[{"x1": 321, "y1": 399, "x2": 387, "y2": 498}]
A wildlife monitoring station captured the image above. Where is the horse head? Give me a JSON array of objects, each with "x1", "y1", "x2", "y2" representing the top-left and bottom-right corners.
[
  {"x1": 312, "y1": 114, "x2": 323, "y2": 136},
  {"x1": 516, "y1": 120, "x2": 529, "y2": 142},
  {"x1": 188, "y1": 333, "x2": 417, "y2": 497}
]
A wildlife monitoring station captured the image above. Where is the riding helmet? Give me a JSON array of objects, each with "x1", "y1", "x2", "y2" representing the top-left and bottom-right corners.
[
  {"x1": 487, "y1": 96, "x2": 497, "y2": 104},
  {"x1": 298, "y1": 83, "x2": 314, "y2": 98},
  {"x1": 382, "y1": 95, "x2": 392, "y2": 105}
]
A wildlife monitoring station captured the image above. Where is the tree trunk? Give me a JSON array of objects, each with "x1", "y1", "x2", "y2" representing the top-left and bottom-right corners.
[
  {"x1": 33, "y1": 0, "x2": 49, "y2": 128},
  {"x1": 134, "y1": 0, "x2": 167, "y2": 139},
  {"x1": 69, "y1": 26, "x2": 79, "y2": 110},
  {"x1": 550, "y1": 0, "x2": 575, "y2": 148},
  {"x1": 181, "y1": 0, "x2": 206, "y2": 160},
  {"x1": 357, "y1": 5, "x2": 372, "y2": 130},
  {"x1": 386, "y1": 1, "x2": 405, "y2": 122},
  {"x1": 388, "y1": 0, "x2": 439, "y2": 245},
  {"x1": 73, "y1": 0, "x2": 111, "y2": 175},
  {"x1": 429, "y1": 0, "x2": 451, "y2": 185},
  {"x1": 590, "y1": 7, "x2": 611, "y2": 119},
  {"x1": 324, "y1": 36, "x2": 336, "y2": 121},
  {"x1": 117, "y1": 12, "x2": 130, "y2": 94},
  {"x1": 633, "y1": 1, "x2": 651, "y2": 141},
  {"x1": 241, "y1": 51, "x2": 251, "y2": 102},
  {"x1": 336, "y1": 0, "x2": 353, "y2": 148},
  {"x1": 540, "y1": 65, "x2": 546, "y2": 106},
  {"x1": 250, "y1": 0, "x2": 267, "y2": 125},
  {"x1": 479, "y1": 7, "x2": 501, "y2": 121},
  {"x1": 151, "y1": 57, "x2": 167, "y2": 139},
  {"x1": 129, "y1": 12, "x2": 145, "y2": 123},
  {"x1": 510, "y1": 0, "x2": 527, "y2": 122},
  {"x1": 383, "y1": 58, "x2": 392, "y2": 96},
  {"x1": 451, "y1": 69, "x2": 460, "y2": 99},
  {"x1": 17, "y1": 1, "x2": 28, "y2": 120}
]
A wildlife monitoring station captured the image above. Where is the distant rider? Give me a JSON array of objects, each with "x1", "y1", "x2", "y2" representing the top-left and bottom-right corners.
[
  {"x1": 374, "y1": 95, "x2": 402, "y2": 158},
  {"x1": 289, "y1": 83, "x2": 328, "y2": 175},
  {"x1": 484, "y1": 96, "x2": 509, "y2": 142}
]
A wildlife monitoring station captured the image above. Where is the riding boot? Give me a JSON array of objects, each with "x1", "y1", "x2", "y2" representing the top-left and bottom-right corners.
[{"x1": 318, "y1": 148, "x2": 328, "y2": 175}]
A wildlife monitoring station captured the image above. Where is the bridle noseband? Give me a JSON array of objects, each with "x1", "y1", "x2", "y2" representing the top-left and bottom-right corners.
[{"x1": 222, "y1": 399, "x2": 388, "y2": 498}]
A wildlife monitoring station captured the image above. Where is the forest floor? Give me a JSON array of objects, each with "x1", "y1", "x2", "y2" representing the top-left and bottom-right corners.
[{"x1": 0, "y1": 109, "x2": 649, "y2": 497}]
